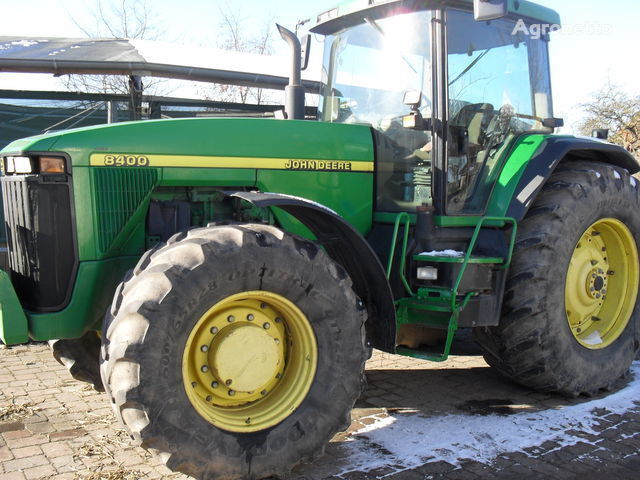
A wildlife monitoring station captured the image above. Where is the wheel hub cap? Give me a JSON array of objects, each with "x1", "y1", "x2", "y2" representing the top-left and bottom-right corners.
[
  {"x1": 182, "y1": 291, "x2": 317, "y2": 432},
  {"x1": 211, "y1": 324, "x2": 281, "y2": 393},
  {"x1": 565, "y1": 219, "x2": 639, "y2": 349}
]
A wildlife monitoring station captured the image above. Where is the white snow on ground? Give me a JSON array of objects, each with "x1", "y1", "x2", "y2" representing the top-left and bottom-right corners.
[
  {"x1": 337, "y1": 362, "x2": 640, "y2": 476},
  {"x1": 418, "y1": 250, "x2": 465, "y2": 257}
]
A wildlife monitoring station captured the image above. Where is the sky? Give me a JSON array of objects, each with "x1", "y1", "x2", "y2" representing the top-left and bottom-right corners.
[{"x1": 0, "y1": 0, "x2": 638, "y2": 132}]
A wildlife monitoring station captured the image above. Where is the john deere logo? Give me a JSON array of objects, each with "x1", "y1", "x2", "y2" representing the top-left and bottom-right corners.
[{"x1": 284, "y1": 159, "x2": 352, "y2": 171}]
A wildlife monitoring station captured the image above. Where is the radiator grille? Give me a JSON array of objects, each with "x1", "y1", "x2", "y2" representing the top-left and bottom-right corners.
[
  {"x1": 93, "y1": 168, "x2": 158, "y2": 252},
  {"x1": 2, "y1": 175, "x2": 76, "y2": 311}
]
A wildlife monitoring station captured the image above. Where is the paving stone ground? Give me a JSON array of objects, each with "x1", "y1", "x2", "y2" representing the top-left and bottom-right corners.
[{"x1": 1, "y1": 334, "x2": 639, "y2": 479}]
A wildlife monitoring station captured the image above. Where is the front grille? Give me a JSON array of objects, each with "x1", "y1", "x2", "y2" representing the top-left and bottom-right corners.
[{"x1": 2, "y1": 174, "x2": 77, "y2": 312}]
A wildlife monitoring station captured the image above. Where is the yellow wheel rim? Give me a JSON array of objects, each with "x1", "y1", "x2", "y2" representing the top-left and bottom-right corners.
[
  {"x1": 182, "y1": 291, "x2": 317, "y2": 432},
  {"x1": 565, "y1": 218, "x2": 639, "y2": 349}
]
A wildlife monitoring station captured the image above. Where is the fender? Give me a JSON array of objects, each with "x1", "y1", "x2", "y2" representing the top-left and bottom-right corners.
[
  {"x1": 228, "y1": 191, "x2": 396, "y2": 353},
  {"x1": 506, "y1": 137, "x2": 640, "y2": 221}
]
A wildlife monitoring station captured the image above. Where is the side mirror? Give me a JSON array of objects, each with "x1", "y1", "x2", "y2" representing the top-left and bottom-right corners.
[
  {"x1": 300, "y1": 34, "x2": 311, "y2": 71},
  {"x1": 473, "y1": 0, "x2": 507, "y2": 21}
]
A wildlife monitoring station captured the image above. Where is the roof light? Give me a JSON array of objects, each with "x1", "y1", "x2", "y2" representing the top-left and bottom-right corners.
[{"x1": 317, "y1": 8, "x2": 339, "y2": 24}]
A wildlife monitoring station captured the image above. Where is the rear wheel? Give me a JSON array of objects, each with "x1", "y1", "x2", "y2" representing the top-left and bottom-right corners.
[
  {"x1": 476, "y1": 161, "x2": 640, "y2": 396},
  {"x1": 100, "y1": 224, "x2": 367, "y2": 479}
]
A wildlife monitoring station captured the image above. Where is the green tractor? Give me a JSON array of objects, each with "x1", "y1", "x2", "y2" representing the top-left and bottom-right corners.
[{"x1": 1, "y1": 0, "x2": 639, "y2": 478}]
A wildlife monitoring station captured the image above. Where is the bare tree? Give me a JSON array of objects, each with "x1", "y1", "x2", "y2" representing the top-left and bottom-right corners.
[
  {"x1": 63, "y1": 0, "x2": 164, "y2": 95},
  {"x1": 199, "y1": 2, "x2": 275, "y2": 105},
  {"x1": 579, "y1": 83, "x2": 640, "y2": 158}
]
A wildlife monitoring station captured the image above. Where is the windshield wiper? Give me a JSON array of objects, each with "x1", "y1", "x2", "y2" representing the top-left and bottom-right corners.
[{"x1": 449, "y1": 48, "x2": 491, "y2": 87}]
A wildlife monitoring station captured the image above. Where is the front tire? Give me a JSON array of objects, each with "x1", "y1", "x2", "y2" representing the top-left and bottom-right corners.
[
  {"x1": 50, "y1": 331, "x2": 104, "y2": 391},
  {"x1": 476, "y1": 161, "x2": 640, "y2": 396},
  {"x1": 100, "y1": 224, "x2": 367, "y2": 479}
]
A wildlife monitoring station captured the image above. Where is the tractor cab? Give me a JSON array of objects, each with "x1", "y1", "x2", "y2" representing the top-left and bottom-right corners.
[{"x1": 312, "y1": 0, "x2": 559, "y2": 215}]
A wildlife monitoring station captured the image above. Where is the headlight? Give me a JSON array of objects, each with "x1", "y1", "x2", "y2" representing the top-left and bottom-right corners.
[
  {"x1": 12, "y1": 157, "x2": 32, "y2": 174},
  {"x1": 4, "y1": 157, "x2": 15, "y2": 174},
  {"x1": 38, "y1": 156, "x2": 66, "y2": 173}
]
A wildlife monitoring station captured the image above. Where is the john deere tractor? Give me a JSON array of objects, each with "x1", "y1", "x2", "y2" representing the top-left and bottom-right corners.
[{"x1": 1, "y1": 0, "x2": 638, "y2": 478}]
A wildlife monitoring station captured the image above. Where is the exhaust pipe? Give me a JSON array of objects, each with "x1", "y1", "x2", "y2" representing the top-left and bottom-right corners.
[{"x1": 277, "y1": 24, "x2": 305, "y2": 120}]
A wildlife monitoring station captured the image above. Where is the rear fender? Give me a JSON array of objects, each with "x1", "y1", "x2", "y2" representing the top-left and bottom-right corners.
[{"x1": 507, "y1": 137, "x2": 640, "y2": 220}]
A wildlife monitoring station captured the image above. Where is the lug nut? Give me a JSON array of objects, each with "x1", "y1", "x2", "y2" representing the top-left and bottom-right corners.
[
  {"x1": 206, "y1": 395, "x2": 212, "y2": 402},
  {"x1": 191, "y1": 382, "x2": 197, "y2": 388},
  {"x1": 225, "y1": 379, "x2": 233, "y2": 386},
  {"x1": 227, "y1": 315, "x2": 235, "y2": 322},
  {"x1": 260, "y1": 303, "x2": 267, "y2": 309},
  {"x1": 274, "y1": 338, "x2": 280, "y2": 344},
  {"x1": 261, "y1": 390, "x2": 268, "y2": 396},
  {"x1": 245, "y1": 418, "x2": 251, "y2": 424},
  {"x1": 211, "y1": 381, "x2": 219, "y2": 388},
  {"x1": 275, "y1": 317, "x2": 282, "y2": 323},
  {"x1": 201, "y1": 345, "x2": 209, "y2": 352},
  {"x1": 276, "y1": 373, "x2": 282, "y2": 379},
  {"x1": 608, "y1": 270, "x2": 615, "y2": 275},
  {"x1": 263, "y1": 322, "x2": 270, "y2": 330},
  {"x1": 228, "y1": 390, "x2": 235, "y2": 396},
  {"x1": 247, "y1": 314, "x2": 255, "y2": 321},
  {"x1": 201, "y1": 365, "x2": 209, "y2": 373},
  {"x1": 591, "y1": 260, "x2": 598, "y2": 266},
  {"x1": 210, "y1": 327, "x2": 218, "y2": 334}
]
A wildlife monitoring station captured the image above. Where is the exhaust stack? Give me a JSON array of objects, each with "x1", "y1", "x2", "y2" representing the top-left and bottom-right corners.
[{"x1": 277, "y1": 24, "x2": 305, "y2": 120}]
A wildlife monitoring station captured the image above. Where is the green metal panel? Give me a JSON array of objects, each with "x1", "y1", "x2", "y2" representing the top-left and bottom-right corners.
[
  {"x1": 27, "y1": 256, "x2": 139, "y2": 341},
  {"x1": 256, "y1": 170, "x2": 374, "y2": 236},
  {"x1": 1, "y1": 134, "x2": 59, "y2": 154},
  {"x1": 0, "y1": 269, "x2": 28, "y2": 344},
  {"x1": 485, "y1": 134, "x2": 551, "y2": 217}
]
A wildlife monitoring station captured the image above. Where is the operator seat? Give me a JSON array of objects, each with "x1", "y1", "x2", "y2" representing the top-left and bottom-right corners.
[{"x1": 449, "y1": 103, "x2": 495, "y2": 149}]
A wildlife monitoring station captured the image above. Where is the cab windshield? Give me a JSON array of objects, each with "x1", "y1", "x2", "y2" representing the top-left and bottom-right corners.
[{"x1": 319, "y1": 10, "x2": 433, "y2": 210}]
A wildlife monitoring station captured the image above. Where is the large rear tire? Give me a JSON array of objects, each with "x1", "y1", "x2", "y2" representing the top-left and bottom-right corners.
[
  {"x1": 100, "y1": 224, "x2": 367, "y2": 479},
  {"x1": 476, "y1": 161, "x2": 640, "y2": 396}
]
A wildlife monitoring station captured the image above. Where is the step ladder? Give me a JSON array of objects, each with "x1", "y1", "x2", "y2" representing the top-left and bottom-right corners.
[{"x1": 387, "y1": 214, "x2": 516, "y2": 362}]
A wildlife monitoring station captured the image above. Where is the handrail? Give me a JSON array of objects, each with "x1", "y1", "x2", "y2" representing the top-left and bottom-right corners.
[
  {"x1": 450, "y1": 216, "x2": 517, "y2": 311},
  {"x1": 386, "y1": 212, "x2": 415, "y2": 296}
]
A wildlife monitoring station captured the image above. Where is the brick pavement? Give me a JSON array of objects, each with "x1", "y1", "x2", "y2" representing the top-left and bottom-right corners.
[{"x1": 1, "y1": 336, "x2": 639, "y2": 479}]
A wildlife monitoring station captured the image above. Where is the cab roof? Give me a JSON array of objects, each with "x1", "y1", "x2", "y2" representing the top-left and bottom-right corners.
[{"x1": 311, "y1": 0, "x2": 561, "y2": 35}]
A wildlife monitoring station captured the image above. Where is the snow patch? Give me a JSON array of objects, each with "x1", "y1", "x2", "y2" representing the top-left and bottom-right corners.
[
  {"x1": 419, "y1": 250, "x2": 465, "y2": 257},
  {"x1": 582, "y1": 331, "x2": 603, "y2": 346},
  {"x1": 631, "y1": 177, "x2": 637, "y2": 188},
  {"x1": 336, "y1": 362, "x2": 640, "y2": 476},
  {"x1": 614, "y1": 170, "x2": 621, "y2": 180}
]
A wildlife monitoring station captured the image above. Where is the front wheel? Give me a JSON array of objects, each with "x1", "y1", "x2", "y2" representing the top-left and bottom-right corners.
[
  {"x1": 100, "y1": 224, "x2": 367, "y2": 479},
  {"x1": 476, "y1": 161, "x2": 640, "y2": 396}
]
